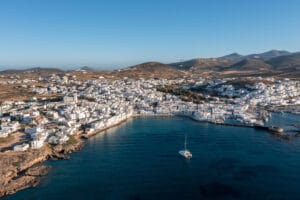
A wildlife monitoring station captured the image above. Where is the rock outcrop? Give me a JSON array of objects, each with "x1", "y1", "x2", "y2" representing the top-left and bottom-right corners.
[{"x1": 0, "y1": 136, "x2": 84, "y2": 197}]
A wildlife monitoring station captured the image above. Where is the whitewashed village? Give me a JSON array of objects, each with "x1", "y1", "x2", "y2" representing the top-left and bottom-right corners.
[{"x1": 0, "y1": 74, "x2": 300, "y2": 152}]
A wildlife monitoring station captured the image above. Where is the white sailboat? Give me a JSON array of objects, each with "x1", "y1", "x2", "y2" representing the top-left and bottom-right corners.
[{"x1": 179, "y1": 133, "x2": 192, "y2": 159}]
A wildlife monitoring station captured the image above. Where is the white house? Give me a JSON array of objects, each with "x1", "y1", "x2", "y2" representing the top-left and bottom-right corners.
[
  {"x1": 0, "y1": 131, "x2": 8, "y2": 138},
  {"x1": 13, "y1": 143, "x2": 30, "y2": 151},
  {"x1": 31, "y1": 140, "x2": 44, "y2": 149}
]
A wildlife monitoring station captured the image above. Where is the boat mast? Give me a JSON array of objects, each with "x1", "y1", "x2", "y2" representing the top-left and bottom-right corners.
[{"x1": 184, "y1": 133, "x2": 187, "y2": 150}]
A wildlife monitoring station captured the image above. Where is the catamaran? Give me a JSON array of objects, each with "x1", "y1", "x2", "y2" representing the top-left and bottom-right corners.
[{"x1": 179, "y1": 133, "x2": 192, "y2": 159}]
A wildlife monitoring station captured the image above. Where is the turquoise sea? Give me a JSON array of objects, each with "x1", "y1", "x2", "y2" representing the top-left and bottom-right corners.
[{"x1": 4, "y1": 114, "x2": 300, "y2": 200}]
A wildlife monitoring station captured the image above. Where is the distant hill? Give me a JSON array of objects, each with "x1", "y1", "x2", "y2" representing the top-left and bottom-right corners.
[
  {"x1": 122, "y1": 50, "x2": 299, "y2": 78},
  {"x1": 76, "y1": 66, "x2": 95, "y2": 71},
  {"x1": 246, "y1": 50, "x2": 291, "y2": 60},
  {"x1": 169, "y1": 58, "x2": 233, "y2": 71},
  {"x1": 219, "y1": 50, "x2": 291, "y2": 61},
  {"x1": 0, "y1": 67, "x2": 64, "y2": 75},
  {"x1": 169, "y1": 50, "x2": 298, "y2": 74},
  {"x1": 116, "y1": 62, "x2": 185, "y2": 79},
  {"x1": 127, "y1": 62, "x2": 178, "y2": 71},
  {"x1": 225, "y1": 58, "x2": 273, "y2": 71},
  {"x1": 267, "y1": 52, "x2": 300, "y2": 71},
  {"x1": 219, "y1": 53, "x2": 244, "y2": 61}
]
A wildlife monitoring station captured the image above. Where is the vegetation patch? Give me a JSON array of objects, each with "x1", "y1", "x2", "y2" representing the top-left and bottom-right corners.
[
  {"x1": 12, "y1": 154, "x2": 26, "y2": 167},
  {"x1": 65, "y1": 136, "x2": 78, "y2": 146}
]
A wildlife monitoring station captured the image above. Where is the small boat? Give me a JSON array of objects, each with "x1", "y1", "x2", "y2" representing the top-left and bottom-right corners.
[
  {"x1": 268, "y1": 126, "x2": 284, "y2": 134},
  {"x1": 179, "y1": 149, "x2": 192, "y2": 159},
  {"x1": 179, "y1": 133, "x2": 192, "y2": 159}
]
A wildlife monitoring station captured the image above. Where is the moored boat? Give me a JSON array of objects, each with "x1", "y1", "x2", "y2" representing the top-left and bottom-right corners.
[{"x1": 179, "y1": 133, "x2": 192, "y2": 159}]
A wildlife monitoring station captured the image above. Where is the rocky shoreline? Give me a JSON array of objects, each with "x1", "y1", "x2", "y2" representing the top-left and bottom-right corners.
[
  {"x1": 0, "y1": 135, "x2": 85, "y2": 198},
  {"x1": 0, "y1": 112, "x2": 133, "y2": 198},
  {"x1": 0, "y1": 114, "x2": 137, "y2": 198},
  {"x1": 0, "y1": 112, "x2": 148, "y2": 198}
]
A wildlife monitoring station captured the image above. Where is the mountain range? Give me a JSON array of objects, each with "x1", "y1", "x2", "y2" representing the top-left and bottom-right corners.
[
  {"x1": 220, "y1": 50, "x2": 291, "y2": 61},
  {"x1": 169, "y1": 50, "x2": 296, "y2": 71},
  {"x1": 0, "y1": 50, "x2": 299, "y2": 78}
]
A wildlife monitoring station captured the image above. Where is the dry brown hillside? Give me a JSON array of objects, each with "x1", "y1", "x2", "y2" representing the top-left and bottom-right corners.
[{"x1": 114, "y1": 62, "x2": 187, "y2": 79}]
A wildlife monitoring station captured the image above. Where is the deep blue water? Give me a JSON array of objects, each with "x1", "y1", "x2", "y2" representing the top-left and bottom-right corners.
[{"x1": 4, "y1": 115, "x2": 300, "y2": 200}]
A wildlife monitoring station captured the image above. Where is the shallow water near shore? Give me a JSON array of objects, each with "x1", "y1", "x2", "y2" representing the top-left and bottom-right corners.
[{"x1": 4, "y1": 115, "x2": 300, "y2": 200}]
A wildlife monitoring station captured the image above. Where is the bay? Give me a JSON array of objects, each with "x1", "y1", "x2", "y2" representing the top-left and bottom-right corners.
[{"x1": 4, "y1": 115, "x2": 300, "y2": 200}]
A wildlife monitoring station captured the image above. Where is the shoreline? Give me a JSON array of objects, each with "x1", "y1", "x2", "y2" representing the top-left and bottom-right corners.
[{"x1": 0, "y1": 113, "x2": 298, "y2": 198}]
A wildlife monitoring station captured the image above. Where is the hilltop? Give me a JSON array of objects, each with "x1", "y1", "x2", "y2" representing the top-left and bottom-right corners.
[
  {"x1": 219, "y1": 53, "x2": 244, "y2": 61},
  {"x1": 115, "y1": 62, "x2": 186, "y2": 79}
]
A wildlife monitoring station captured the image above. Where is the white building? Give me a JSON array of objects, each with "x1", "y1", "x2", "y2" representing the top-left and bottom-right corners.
[
  {"x1": 31, "y1": 140, "x2": 44, "y2": 149},
  {"x1": 13, "y1": 143, "x2": 30, "y2": 151}
]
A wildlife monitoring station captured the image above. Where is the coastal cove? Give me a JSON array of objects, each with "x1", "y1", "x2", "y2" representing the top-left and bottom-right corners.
[{"x1": 4, "y1": 115, "x2": 300, "y2": 200}]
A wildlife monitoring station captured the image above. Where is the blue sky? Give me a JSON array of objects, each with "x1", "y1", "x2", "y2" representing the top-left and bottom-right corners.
[{"x1": 0, "y1": 0, "x2": 300, "y2": 69}]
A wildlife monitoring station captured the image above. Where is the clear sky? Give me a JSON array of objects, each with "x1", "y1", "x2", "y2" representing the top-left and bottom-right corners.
[{"x1": 0, "y1": 0, "x2": 300, "y2": 69}]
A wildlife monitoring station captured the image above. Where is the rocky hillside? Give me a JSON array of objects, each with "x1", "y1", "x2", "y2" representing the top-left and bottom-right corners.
[
  {"x1": 115, "y1": 62, "x2": 186, "y2": 79},
  {"x1": 267, "y1": 52, "x2": 300, "y2": 71},
  {"x1": 224, "y1": 58, "x2": 273, "y2": 71},
  {"x1": 169, "y1": 58, "x2": 234, "y2": 71},
  {"x1": 168, "y1": 50, "x2": 299, "y2": 77}
]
